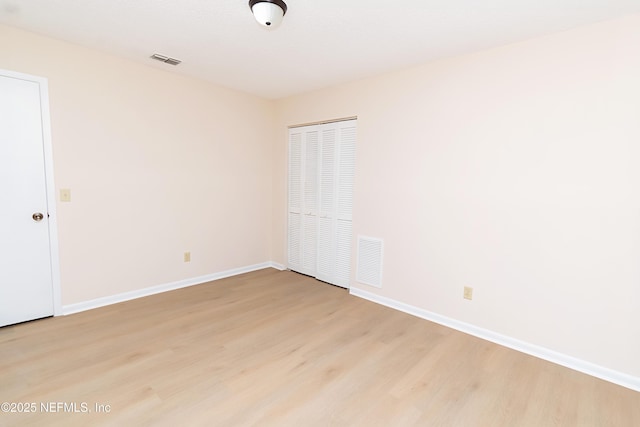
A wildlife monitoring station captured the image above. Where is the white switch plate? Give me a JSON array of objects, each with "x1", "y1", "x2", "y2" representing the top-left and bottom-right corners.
[{"x1": 60, "y1": 189, "x2": 71, "y2": 202}]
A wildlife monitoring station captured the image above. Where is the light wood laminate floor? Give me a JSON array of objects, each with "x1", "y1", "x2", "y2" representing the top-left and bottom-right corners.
[{"x1": 1, "y1": 268, "x2": 638, "y2": 426}]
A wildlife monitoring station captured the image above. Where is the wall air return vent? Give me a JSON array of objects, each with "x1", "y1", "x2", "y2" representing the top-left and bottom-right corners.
[
  {"x1": 150, "y1": 54, "x2": 182, "y2": 66},
  {"x1": 356, "y1": 236, "x2": 383, "y2": 288}
]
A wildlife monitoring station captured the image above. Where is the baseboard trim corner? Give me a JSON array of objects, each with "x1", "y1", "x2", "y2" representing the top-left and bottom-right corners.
[
  {"x1": 349, "y1": 287, "x2": 640, "y2": 393},
  {"x1": 62, "y1": 262, "x2": 275, "y2": 316},
  {"x1": 270, "y1": 262, "x2": 286, "y2": 271}
]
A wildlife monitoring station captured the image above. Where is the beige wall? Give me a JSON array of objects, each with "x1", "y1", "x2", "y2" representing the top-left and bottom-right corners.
[
  {"x1": 274, "y1": 15, "x2": 640, "y2": 378},
  {"x1": 1, "y1": 25, "x2": 275, "y2": 305}
]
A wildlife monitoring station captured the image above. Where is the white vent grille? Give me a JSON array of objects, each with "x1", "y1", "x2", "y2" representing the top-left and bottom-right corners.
[
  {"x1": 357, "y1": 236, "x2": 383, "y2": 288},
  {"x1": 150, "y1": 53, "x2": 182, "y2": 66}
]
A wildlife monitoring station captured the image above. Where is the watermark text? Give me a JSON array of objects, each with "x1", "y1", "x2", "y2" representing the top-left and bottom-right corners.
[{"x1": 1, "y1": 402, "x2": 111, "y2": 414}]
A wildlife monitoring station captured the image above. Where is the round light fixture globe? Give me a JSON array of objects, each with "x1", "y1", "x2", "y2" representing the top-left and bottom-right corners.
[{"x1": 249, "y1": 0, "x2": 288, "y2": 28}]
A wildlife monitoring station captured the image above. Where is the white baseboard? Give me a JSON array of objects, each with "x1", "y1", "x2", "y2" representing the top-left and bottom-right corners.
[
  {"x1": 349, "y1": 287, "x2": 640, "y2": 393},
  {"x1": 270, "y1": 261, "x2": 286, "y2": 271},
  {"x1": 62, "y1": 262, "x2": 275, "y2": 315}
]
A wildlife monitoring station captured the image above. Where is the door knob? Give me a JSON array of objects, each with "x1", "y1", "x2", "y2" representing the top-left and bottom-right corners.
[{"x1": 32, "y1": 212, "x2": 44, "y2": 222}]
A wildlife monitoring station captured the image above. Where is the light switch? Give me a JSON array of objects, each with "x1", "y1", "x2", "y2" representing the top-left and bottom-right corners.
[{"x1": 60, "y1": 189, "x2": 71, "y2": 202}]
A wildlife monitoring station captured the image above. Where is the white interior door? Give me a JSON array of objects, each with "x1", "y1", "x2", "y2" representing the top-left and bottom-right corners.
[
  {"x1": 316, "y1": 127, "x2": 336, "y2": 282},
  {"x1": 287, "y1": 126, "x2": 320, "y2": 277},
  {"x1": 0, "y1": 72, "x2": 55, "y2": 327},
  {"x1": 288, "y1": 120, "x2": 356, "y2": 288},
  {"x1": 315, "y1": 121, "x2": 356, "y2": 288},
  {"x1": 287, "y1": 131, "x2": 303, "y2": 271},
  {"x1": 334, "y1": 123, "x2": 356, "y2": 287},
  {"x1": 302, "y1": 129, "x2": 319, "y2": 275}
]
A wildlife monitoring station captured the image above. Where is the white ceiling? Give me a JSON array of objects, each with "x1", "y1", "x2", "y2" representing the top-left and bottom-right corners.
[{"x1": 1, "y1": 0, "x2": 639, "y2": 99}]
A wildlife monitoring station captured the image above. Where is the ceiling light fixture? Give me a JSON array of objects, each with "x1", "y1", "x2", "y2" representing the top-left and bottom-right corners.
[{"x1": 249, "y1": 0, "x2": 287, "y2": 28}]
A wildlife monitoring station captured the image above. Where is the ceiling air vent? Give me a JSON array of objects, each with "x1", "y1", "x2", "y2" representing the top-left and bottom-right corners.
[{"x1": 150, "y1": 53, "x2": 182, "y2": 66}]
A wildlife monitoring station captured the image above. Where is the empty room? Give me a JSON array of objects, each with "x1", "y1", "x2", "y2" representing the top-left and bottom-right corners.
[{"x1": 1, "y1": 1, "x2": 639, "y2": 425}]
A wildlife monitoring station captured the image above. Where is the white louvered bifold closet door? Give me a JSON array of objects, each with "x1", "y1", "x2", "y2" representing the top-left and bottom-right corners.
[
  {"x1": 302, "y1": 130, "x2": 319, "y2": 275},
  {"x1": 334, "y1": 123, "x2": 356, "y2": 287},
  {"x1": 287, "y1": 131, "x2": 303, "y2": 271},
  {"x1": 316, "y1": 126, "x2": 337, "y2": 283},
  {"x1": 288, "y1": 125, "x2": 320, "y2": 276},
  {"x1": 288, "y1": 119, "x2": 356, "y2": 289}
]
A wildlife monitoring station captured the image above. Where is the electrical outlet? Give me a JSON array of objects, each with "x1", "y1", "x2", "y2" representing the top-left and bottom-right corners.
[
  {"x1": 184, "y1": 251, "x2": 191, "y2": 262},
  {"x1": 463, "y1": 286, "x2": 473, "y2": 300}
]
